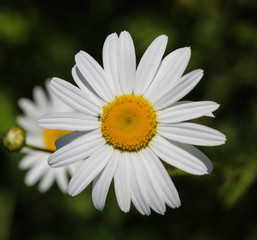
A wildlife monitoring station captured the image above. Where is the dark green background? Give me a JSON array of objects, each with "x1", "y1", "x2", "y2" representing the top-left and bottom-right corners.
[{"x1": 1, "y1": 0, "x2": 257, "y2": 239}]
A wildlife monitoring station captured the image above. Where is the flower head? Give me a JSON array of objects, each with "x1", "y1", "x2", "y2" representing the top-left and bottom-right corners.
[
  {"x1": 2, "y1": 126, "x2": 26, "y2": 152},
  {"x1": 17, "y1": 81, "x2": 76, "y2": 193},
  {"x1": 38, "y1": 31, "x2": 226, "y2": 214}
]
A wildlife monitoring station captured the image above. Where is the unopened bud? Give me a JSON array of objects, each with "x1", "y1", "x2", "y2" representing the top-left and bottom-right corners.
[{"x1": 2, "y1": 126, "x2": 26, "y2": 152}]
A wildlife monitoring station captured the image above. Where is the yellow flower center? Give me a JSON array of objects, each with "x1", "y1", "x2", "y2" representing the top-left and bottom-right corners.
[
  {"x1": 101, "y1": 95, "x2": 157, "y2": 151},
  {"x1": 44, "y1": 129, "x2": 72, "y2": 152}
]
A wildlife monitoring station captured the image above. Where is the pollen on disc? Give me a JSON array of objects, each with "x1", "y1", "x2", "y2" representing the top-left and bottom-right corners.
[{"x1": 101, "y1": 95, "x2": 157, "y2": 151}]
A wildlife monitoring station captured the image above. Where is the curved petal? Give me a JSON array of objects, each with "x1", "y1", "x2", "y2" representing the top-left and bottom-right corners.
[
  {"x1": 18, "y1": 98, "x2": 39, "y2": 119},
  {"x1": 134, "y1": 35, "x2": 168, "y2": 95},
  {"x1": 129, "y1": 154, "x2": 151, "y2": 215},
  {"x1": 130, "y1": 190, "x2": 147, "y2": 215},
  {"x1": 67, "y1": 162, "x2": 81, "y2": 175},
  {"x1": 24, "y1": 159, "x2": 48, "y2": 186},
  {"x1": 72, "y1": 66, "x2": 105, "y2": 108},
  {"x1": 48, "y1": 130, "x2": 105, "y2": 167},
  {"x1": 38, "y1": 171, "x2": 55, "y2": 193},
  {"x1": 50, "y1": 78, "x2": 102, "y2": 116},
  {"x1": 46, "y1": 79, "x2": 57, "y2": 105},
  {"x1": 75, "y1": 51, "x2": 114, "y2": 101},
  {"x1": 158, "y1": 122, "x2": 226, "y2": 146},
  {"x1": 135, "y1": 152, "x2": 166, "y2": 214},
  {"x1": 17, "y1": 116, "x2": 40, "y2": 134},
  {"x1": 155, "y1": 69, "x2": 203, "y2": 110},
  {"x1": 149, "y1": 135, "x2": 213, "y2": 175},
  {"x1": 19, "y1": 153, "x2": 39, "y2": 170},
  {"x1": 118, "y1": 31, "x2": 136, "y2": 95},
  {"x1": 55, "y1": 131, "x2": 87, "y2": 150},
  {"x1": 38, "y1": 112, "x2": 100, "y2": 131},
  {"x1": 92, "y1": 150, "x2": 119, "y2": 210},
  {"x1": 157, "y1": 101, "x2": 220, "y2": 123},
  {"x1": 103, "y1": 33, "x2": 123, "y2": 96},
  {"x1": 144, "y1": 47, "x2": 191, "y2": 104},
  {"x1": 114, "y1": 152, "x2": 131, "y2": 213},
  {"x1": 144, "y1": 148, "x2": 181, "y2": 208},
  {"x1": 55, "y1": 168, "x2": 69, "y2": 193},
  {"x1": 33, "y1": 85, "x2": 49, "y2": 109},
  {"x1": 26, "y1": 135, "x2": 44, "y2": 148},
  {"x1": 68, "y1": 145, "x2": 113, "y2": 196}
]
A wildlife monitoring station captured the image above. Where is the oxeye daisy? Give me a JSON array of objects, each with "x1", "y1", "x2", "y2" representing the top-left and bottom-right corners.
[
  {"x1": 17, "y1": 81, "x2": 76, "y2": 193},
  {"x1": 38, "y1": 31, "x2": 226, "y2": 215}
]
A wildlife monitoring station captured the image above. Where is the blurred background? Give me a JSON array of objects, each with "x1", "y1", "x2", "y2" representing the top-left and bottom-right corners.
[{"x1": 0, "y1": 0, "x2": 257, "y2": 239}]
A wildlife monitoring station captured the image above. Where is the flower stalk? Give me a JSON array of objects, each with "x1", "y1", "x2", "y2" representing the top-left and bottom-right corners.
[{"x1": 2, "y1": 126, "x2": 54, "y2": 153}]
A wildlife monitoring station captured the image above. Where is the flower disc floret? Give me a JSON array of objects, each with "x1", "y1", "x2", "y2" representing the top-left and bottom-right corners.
[{"x1": 101, "y1": 95, "x2": 157, "y2": 151}]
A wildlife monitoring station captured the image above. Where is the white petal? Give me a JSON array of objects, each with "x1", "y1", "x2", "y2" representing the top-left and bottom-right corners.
[
  {"x1": 139, "y1": 151, "x2": 167, "y2": 214},
  {"x1": 144, "y1": 47, "x2": 191, "y2": 103},
  {"x1": 33, "y1": 85, "x2": 48, "y2": 109},
  {"x1": 18, "y1": 98, "x2": 38, "y2": 119},
  {"x1": 75, "y1": 51, "x2": 114, "y2": 101},
  {"x1": 19, "y1": 153, "x2": 38, "y2": 169},
  {"x1": 55, "y1": 168, "x2": 69, "y2": 193},
  {"x1": 103, "y1": 33, "x2": 123, "y2": 96},
  {"x1": 155, "y1": 69, "x2": 203, "y2": 110},
  {"x1": 118, "y1": 31, "x2": 136, "y2": 94},
  {"x1": 114, "y1": 152, "x2": 131, "y2": 213},
  {"x1": 38, "y1": 112, "x2": 100, "y2": 131},
  {"x1": 46, "y1": 80, "x2": 72, "y2": 113},
  {"x1": 48, "y1": 130, "x2": 105, "y2": 167},
  {"x1": 92, "y1": 150, "x2": 119, "y2": 210},
  {"x1": 46, "y1": 79, "x2": 57, "y2": 104},
  {"x1": 158, "y1": 122, "x2": 226, "y2": 146},
  {"x1": 150, "y1": 135, "x2": 213, "y2": 175},
  {"x1": 134, "y1": 152, "x2": 166, "y2": 215},
  {"x1": 68, "y1": 145, "x2": 113, "y2": 196},
  {"x1": 25, "y1": 135, "x2": 44, "y2": 149},
  {"x1": 157, "y1": 101, "x2": 220, "y2": 123},
  {"x1": 24, "y1": 159, "x2": 48, "y2": 186},
  {"x1": 50, "y1": 78, "x2": 101, "y2": 116},
  {"x1": 134, "y1": 35, "x2": 168, "y2": 95},
  {"x1": 67, "y1": 162, "x2": 81, "y2": 175},
  {"x1": 38, "y1": 171, "x2": 55, "y2": 192},
  {"x1": 130, "y1": 190, "x2": 147, "y2": 215},
  {"x1": 20, "y1": 147, "x2": 33, "y2": 154},
  {"x1": 143, "y1": 148, "x2": 180, "y2": 208},
  {"x1": 129, "y1": 154, "x2": 151, "y2": 215},
  {"x1": 17, "y1": 116, "x2": 40, "y2": 134},
  {"x1": 55, "y1": 131, "x2": 87, "y2": 150},
  {"x1": 130, "y1": 154, "x2": 153, "y2": 215},
  {"x1": 72, "y1": 66, "x2": 105, "y2": 108}
]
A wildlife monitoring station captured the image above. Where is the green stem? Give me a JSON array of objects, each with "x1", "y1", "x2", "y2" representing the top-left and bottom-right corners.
[{"x1": 25, "y1": 144, "x2": 54, "y2": 153}]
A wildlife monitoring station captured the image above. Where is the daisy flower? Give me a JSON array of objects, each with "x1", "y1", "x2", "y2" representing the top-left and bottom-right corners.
[
  {"x1": 17, "y1": 81, "x2": 75, "y2": 193},
  {"x1": 38, "y1": 31, "x2": 226, "y2": 215}
]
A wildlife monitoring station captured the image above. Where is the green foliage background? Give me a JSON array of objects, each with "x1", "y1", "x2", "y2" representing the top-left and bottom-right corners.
[{"x1": 0, "y1": 0, "x2": 257, "y2": 239}]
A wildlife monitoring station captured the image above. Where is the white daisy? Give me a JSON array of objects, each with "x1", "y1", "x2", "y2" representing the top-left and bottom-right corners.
[
  {"x1": 38, "y1": 31, "x2": 226, "y2": 215},
  {"x1": 17, "y1": 81, "x2": 76, "y2": 193}
]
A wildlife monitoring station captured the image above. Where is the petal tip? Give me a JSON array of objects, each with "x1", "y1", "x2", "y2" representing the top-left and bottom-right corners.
[
  {"x1": 206, "y1": 164, "x2": 213, "y2": 174},
  {"x1": 109, "y1": 32, "x2": 118, "y2": 38},
  {"x1": 198, "y1": 69, "x2": 204, "y2": 74},
  {"x1": 51, "y1": 77, "x2": 59, "y2": 83},
  {"x1": 159, "y1": 34, "x2": 168, "y2": 41},
  {"x1": 48, "y1": 157, "x2": 55, "y2": 167},
  {"x1": 17, "y1": 98, "x2": 27, "y2": 108},
  {"x1": 120, "y1": 30, "x2": 132, "y2": 39},
  {"x1": 68, "y1": 186, "x2": 77, "y2": 196}
]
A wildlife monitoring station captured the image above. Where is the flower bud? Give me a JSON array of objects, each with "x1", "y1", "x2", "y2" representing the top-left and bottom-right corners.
[{"x1": 2, "y1": 126, "x2": 26, "y2": 152}]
